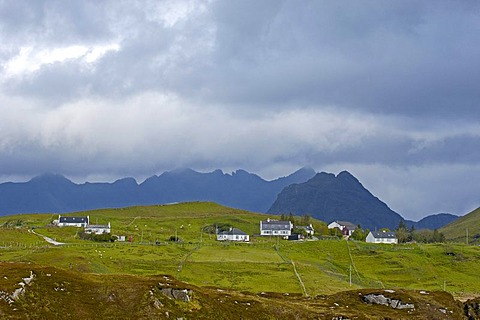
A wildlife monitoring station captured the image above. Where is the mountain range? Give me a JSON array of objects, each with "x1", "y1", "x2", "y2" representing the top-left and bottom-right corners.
[
  {"x1": 0, "y1": 168, "x2": 460, "y2": 230},
  {"x1": 0, "y1": 168, "x2": 315, "y2": 215}
]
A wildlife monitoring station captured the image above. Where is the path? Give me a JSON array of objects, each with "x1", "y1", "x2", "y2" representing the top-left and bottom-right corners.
[{"x1": 29, "y1": 229, "x2": 65, "y2": 246}]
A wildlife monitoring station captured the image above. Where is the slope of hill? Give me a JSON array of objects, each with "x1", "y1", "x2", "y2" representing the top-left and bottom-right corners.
[
  {"x1": 406, "y1": 213, "x2": 459, "y2": 230},
  {"x1": 0, "y1": 262, "x2": 466, "y2": 320},
  {"x1": 267, "y1": 171, "x2": 404, "y2": 230},
  {"x1": 0, "y1": 168, "x2": 316, "y2": 215},
  {"x1": 440, "y1": 207, "x2": 480, "y2": 242},
  {"x1": 1, "y1": 202, "x2": 480, "y2": 318}
]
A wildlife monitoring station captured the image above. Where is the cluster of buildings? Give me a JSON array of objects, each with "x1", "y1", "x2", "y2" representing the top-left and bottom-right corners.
[
  {"x1": 217, "y1": 219, "x2": 398, "y2": 244},
  {"x1": 54, "y1": 215, "x2": 111, "y2": 235},
  {"x1": 53, "y1": 214, "x2": 398, "y2": 244}
]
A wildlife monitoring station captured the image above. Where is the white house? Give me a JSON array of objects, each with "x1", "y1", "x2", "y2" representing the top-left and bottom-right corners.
[
  {"x1": 260, "y1": 219, "x2": 293, "y2": 236},
  {"x1": 366, "y1": 231, "x2": 398, "y2": 244},
  {"x1": 216, "y1": 227, "x2": 250, "y2": 242},
  {"x1": 328, "y1": 220, "x2": 357, "y2": 236},
  {"x1": 296, "y1": 224, "x2": 315, "y2": 236},
  {"x1": 84, "y1": 222, "x2": 111, "y2": 235},
  {"x1": 57, "y1": 215, "x2": 89, "y2": 228}
]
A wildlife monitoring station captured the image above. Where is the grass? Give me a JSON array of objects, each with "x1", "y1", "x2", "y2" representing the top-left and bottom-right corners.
[
  {"x1": 1, "y1": 202, "x2": 480, "y2": 301},
  {"x1": 441, "y1": 206, "x2": 480, "y2": 243}
]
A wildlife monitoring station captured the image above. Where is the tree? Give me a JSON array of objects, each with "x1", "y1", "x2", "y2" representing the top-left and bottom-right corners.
[
  {"x1": 350, "y1": 228, "x2": 366, "y2": 241},
  {"x1": 395, "y1": 220, "x2": 409, "y2": 243},
  {"x1": 300, "y1": 214, "x2": 311, "y2": 225},
  {"x1": 288, "y1": 212, "x2": 295, "y2": 224}
]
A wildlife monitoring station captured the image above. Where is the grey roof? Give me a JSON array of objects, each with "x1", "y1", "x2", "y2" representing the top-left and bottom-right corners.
[
  {"x1": 335, "y1": 221, "x2": 357, "y2": 230},
  {"x1": 218, "y1": 228, "x2": 248, "y2": 236},
  {"x1": 85, "y1": 224, "x2": 109, "y2": 229},
  {"x1": 297, "y1": 225, "x2": 314, "y2": 231},
  {"x1": 370, "y1": 231, "x2": 397, "y2": 239},
  {"x1": 59, "y1": 216, "x2": 88, "y2": 223},
  {"x1": 261, "y1": 220, "x2": 292, "y2": 230}
]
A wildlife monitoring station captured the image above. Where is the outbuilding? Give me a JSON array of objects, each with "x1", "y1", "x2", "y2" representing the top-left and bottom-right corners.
[{"x1": 217, "y1": 227, "x2": 249, "y2": 242}]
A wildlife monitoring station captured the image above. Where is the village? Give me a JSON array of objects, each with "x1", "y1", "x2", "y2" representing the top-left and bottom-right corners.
[{"x1": 53, "y1": 214, "x2": 399, "y2": 245}]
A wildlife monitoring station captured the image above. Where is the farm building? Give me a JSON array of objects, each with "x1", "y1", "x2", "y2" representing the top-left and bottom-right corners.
[
  {"x1": 84, "y1": 222, "x2": 111, "y2": 235},
  {"x1": 56, "y1": 215, "x2": 89, "y2": 228},
  {"x1": 366, "y1": 231, "x2": 398, "y2": 244},
  {"x1": 296, "y1": 224, "x2": 315, "y2": 236},
  {"x1": 328, "y1": 220, "x2": 357, "y2": 236},
  {"x1": 216, "y1": 227, "x2": 249, "y2": 242},
  {"x1": 260, "y1": 219, "x2": 293, "y2": 236}
]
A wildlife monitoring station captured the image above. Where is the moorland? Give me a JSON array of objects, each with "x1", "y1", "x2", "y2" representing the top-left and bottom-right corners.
[{"x1": 1, "y1": 202, "x2": 479, "y2": 319}]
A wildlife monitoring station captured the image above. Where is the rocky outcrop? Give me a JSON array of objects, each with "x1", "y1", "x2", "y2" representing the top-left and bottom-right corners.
[
  {"x1": 0, "y1": 271, "x2": 35, "y2": 305},
  {"x1": 464, "y1": 299, "x2": 480, "y2": 319},
  {"x1": 161, "y1": 288, "x2": 192, "y2": 302},
  {"x1": 362, "y1": 293, "x2": 414, "y2": 310}
]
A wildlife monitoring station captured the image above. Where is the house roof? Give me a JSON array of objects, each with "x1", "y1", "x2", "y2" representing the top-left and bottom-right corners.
[
  {"x1": 297, "y1": 225, "x2": 314, "y2": 231},
  {"x1": 218, "y1": 228, "x2": 248, "y2": 236},
  {"x1": 335, "y1": 221, "x2": 357, "y2": 230},
  {"x1": 59, "y1": 216, "x2": 88, "y2": 223},
  {"x1": 85, "y1": 224, "x2": 110, "y2": 229},
  {"x1": 260, "y1": 220, "x2": 292, "y2": 230},
  {"x1": 370, "y1": 231, "x2": 397, "y2": 239}
]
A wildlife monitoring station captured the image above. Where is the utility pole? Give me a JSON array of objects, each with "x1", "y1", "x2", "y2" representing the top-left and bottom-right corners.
[{"x1": 466, "y1": 228, "x2": 469, "y2": 245}]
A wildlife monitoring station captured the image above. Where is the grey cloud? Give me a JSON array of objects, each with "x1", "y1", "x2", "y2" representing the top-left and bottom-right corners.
[
  {"x1": 2, "y1": 1, "x2": 480, "y2": 119},
  {"x1": 0, "y1": 1, "x2": 479, "y2": 219}
]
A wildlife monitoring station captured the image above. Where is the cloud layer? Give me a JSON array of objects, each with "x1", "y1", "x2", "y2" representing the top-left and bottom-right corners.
[{"x1": 1, "y1": 0, "x2": 479, "y2": 219}]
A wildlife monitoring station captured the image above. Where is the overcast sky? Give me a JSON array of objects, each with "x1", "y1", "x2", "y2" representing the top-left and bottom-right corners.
[{"x1": 1, "y1": 0, "x2": 479, "y2": 220}]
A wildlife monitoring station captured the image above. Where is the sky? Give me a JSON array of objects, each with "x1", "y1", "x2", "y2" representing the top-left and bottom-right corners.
[{"x1": 0, "y1": 0, "x2": 479, "y2": 220}]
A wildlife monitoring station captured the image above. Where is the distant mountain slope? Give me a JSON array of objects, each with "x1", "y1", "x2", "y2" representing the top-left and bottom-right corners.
[
  {"x1": 0, "y1": 168, "x2": 316, "y2": 215},
  {"x1": 406, "y1": 213, "x2": 459, "y2": 230},
  {"x1": 267, "y1": 171, "x2": 404, "y2": 230},
  {"x1": 440, "y1": 207, "x2": 480, "y2": 242}
]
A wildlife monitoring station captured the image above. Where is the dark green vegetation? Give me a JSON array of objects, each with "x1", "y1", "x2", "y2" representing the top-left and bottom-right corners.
[{"x1": 0, "y1": 202, "x2": 479, "y2": 319}]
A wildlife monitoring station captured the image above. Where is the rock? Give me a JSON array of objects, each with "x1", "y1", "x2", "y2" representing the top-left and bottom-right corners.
[
  {"x1": 363, "y1": 294, "x2": 414, "y2": 310},
  {"x1": 161, "y1": 288, "x2": 192, "y2": 302}
]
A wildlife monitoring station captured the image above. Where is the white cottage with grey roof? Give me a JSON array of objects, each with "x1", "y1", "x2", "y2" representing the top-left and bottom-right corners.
[
  {"x1": 216, "y1": 227, "x2": 249, "y2": 242},
  {"x1": 57, "y1": 215, "x2": 89, "y2": 227},
  {"x1": 328, "y1": 220, "x2": 357, "y2": 236},
  {"x1": 366, "y1": 231, "x2": 398, "y2": 244},
  {"x1": 260, "y1": 219, "x2": 293, "y2": 236}
]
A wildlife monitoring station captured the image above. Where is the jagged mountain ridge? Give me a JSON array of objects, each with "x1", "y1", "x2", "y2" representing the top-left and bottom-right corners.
[
  {"x1": 267, "y1": 171, "x2": 405, "y2": 230},
  {"x1": 0, "y1": 168, "x2": 316, "y2": 215},
  {"x1": 0, "y1": 168, "x2": 459, "y2": 230}
]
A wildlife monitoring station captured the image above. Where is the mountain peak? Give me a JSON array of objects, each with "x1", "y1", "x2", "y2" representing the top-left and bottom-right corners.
[
  {"x1": 30, "y1": 173, "x2": 72, "y2": 184},
  {"x1": 268, "y1": 170, "x2": 403, "y2": 230}
]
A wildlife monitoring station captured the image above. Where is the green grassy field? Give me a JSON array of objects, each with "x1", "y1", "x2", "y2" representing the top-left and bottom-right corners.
[{"x1": 1, "y1": 202, "x2": 480, "y2": 301}]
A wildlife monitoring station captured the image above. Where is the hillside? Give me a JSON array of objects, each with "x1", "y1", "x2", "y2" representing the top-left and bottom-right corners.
[
  {"x1": 407, "y1": 213, "x2": 459, "y2": 230},
  {"x1": 440, "y1": 207, "x2": 480, "y2": 243},
  {"x1": 0, "y1": 262, "x2": 468, "y2": 319},
  {"x1": 0, "y1": 168, "x2": 316, "y2": 215},
  {"x1": 268, "y1": 171, "x2": 404, "y2": 230},
  {"x1": 1, "y1": 202, "x2": 480, "y2": 318}
]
